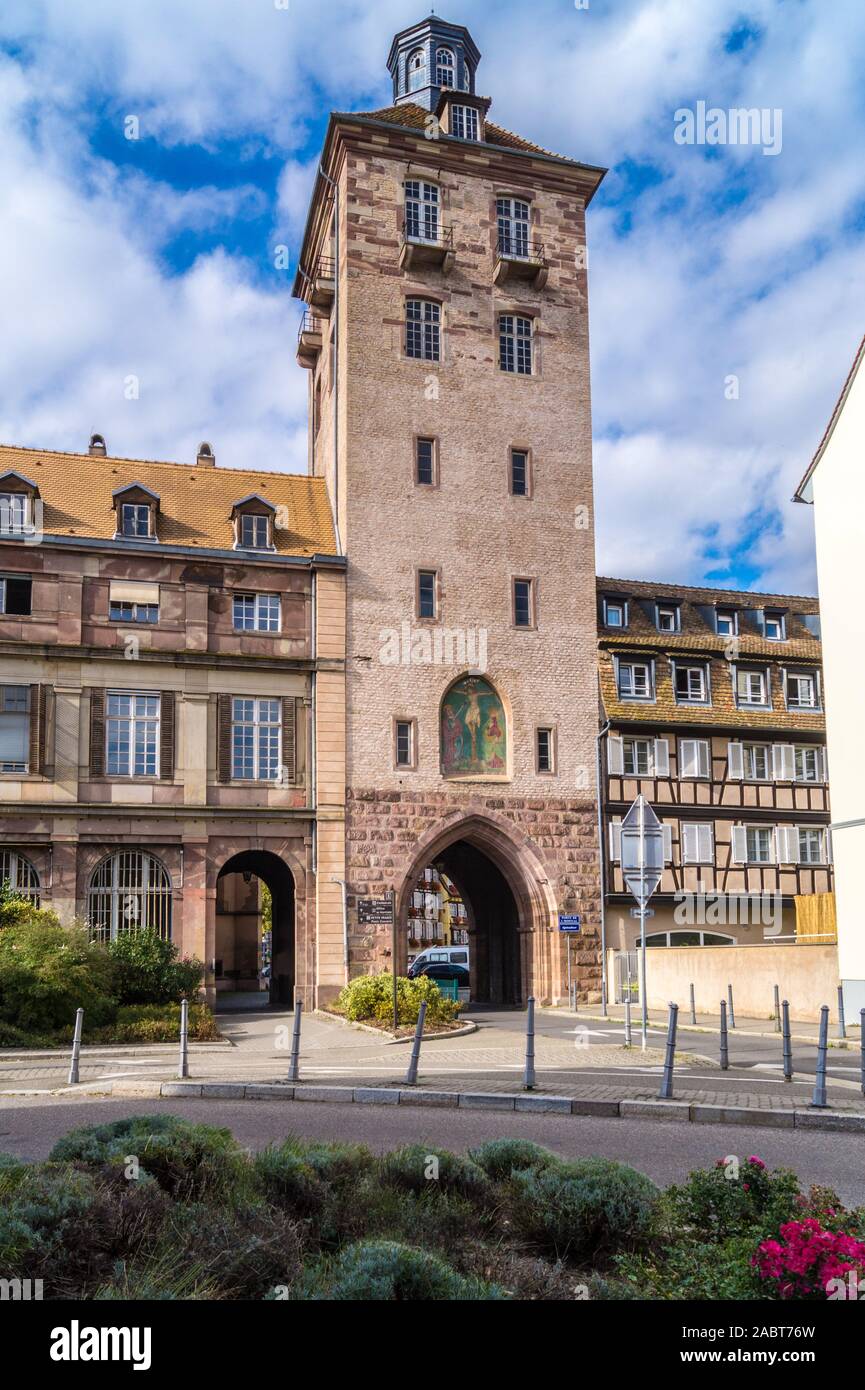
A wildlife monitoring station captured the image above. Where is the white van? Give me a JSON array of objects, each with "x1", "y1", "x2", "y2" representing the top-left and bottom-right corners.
[{"x1": 408, "y1": 945, "x2": 470, "y2": 978}]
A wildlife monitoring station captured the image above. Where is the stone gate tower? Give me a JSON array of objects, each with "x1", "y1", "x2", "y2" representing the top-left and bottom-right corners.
[{"x1": 294, "y1": 15, "x2": 606, "y2": 1005}]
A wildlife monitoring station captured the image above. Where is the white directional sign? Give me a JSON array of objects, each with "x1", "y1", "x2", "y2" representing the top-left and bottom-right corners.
[{"x1": 620, "y1": 795, "x2": 665, "y2": 905}]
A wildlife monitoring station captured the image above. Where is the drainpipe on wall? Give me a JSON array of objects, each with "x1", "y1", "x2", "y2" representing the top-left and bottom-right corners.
[
  {"x1": 317, "y1": 163, "x2": 342, "y2": 556},
  {"x1": 596, "y1": 717, "x2": 611, "y2": 1015},
  {"x1": 332, "y1": 877, "x2": 350, "y2": 983}
]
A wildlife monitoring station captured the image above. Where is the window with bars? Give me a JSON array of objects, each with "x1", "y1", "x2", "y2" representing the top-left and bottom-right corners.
[
  {"x1": 406, "y1": 299, "x2": 441, "y2": 361},
  {"x1": 436, "y1": 46, "x2": 455, "y2": 87},
  {"x1": 231, "y1": 697, "x2": 281, "y2": 780},
  {"x1": 106, "y1": 692, "x2": 160, "y2": 777},
  {"x1": 499, "y1": 315, "x2": 533, "y2": 374},
  {"x1": 404, "y1": 180, "x2": 440, "y2": 243},
  {"x1": 88, "y1": 851, "x2": 172, "y2": 942},
  {"x1": 416, "y1": 438, "x2": 436, "y2": 486},
  {"x1": 121, "y1": 503, "x2": 151, "y2": 538},
  {"x1": 510, "y1": 449, "x2": 529, "y2": 496},
  {"x1": 232, "y1": 593, "x2": 281, "y2": 633},
  {"x1": 0, "y1": 685, "x2": 30, "y2": 773},
  {"x1": 496, "y1": 197, "x2": 530, "y2": 258},
  {"x1": 0, "y1": 576, "x2": 32, "y2": 616},
  {"x1": 450, "y1": 104, "x2": 479, "y2": 140},
  {"x1": 0, "y1": 850, "x2": 40, "y2": 902},
  {"x1": 513, "y1": 578, "x2": 533, "y2": 627}
]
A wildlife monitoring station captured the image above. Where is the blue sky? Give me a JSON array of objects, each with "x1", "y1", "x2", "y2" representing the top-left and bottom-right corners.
[{"x1": 1, "y1": 0, "x2": 864, "y2": 593}]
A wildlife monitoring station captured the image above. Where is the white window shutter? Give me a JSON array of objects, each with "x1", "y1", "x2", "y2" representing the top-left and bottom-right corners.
[
  {"x1": 679, "y1": 739, "x2": 696, "y2": 778},
  {"x1": 825, "y1": 828, "x2": 833, "y2": 864},
  {"x1": 772, "y1": 744, "x2": 795, "y2": 781},
  {"x1": 653, "y1": 738, "x2": 670, "y2": 777},
  {"x1": 818, "y1": 747, "x2": 828, "y2": 783},
  {"x1": 662, "y1": 824, "x2": 673, "y2": 863},
  {"x1": 609, "y1": 821, "x2": 622, "y2": 861},
  {"x1": 731, "y1": 825, "x2": 748, "y2": 863},
  {"x1": 728, "y1": 742, "x2": 744, "y2": 779},
  {"x1": 607, "y1": 736, "x2": 624, "y2": 775},
  {"x1": 697, "y1": 740, "x2": 711, "y2": 779},
  {"x1": 775, "y1": 825, "x2": 796, "y2": 864},
  {"x1": 698, "y1": 823, "x2": 714, "y2": 863},
  {"x1": 682, "y1": 823, "x2": 697, "y2": 864}
]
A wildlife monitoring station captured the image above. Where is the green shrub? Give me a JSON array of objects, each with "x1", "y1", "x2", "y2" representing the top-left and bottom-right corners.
[
  {"x1": 379, "y1": 1144, "x2": 490, "y2": 1201},
  {"x1": 154, "y1": 1200, "x2": 303, "y2": 1298},
  {"x1": 72, "y1": 1003, "x2": 218, "y2": 1044},
  {"x1": 336, "y1": 972, "x2": 461, "y2": 1027},
  {"x1": 0, "y1": 1020, "x2": 52, "y2": 1048},
  {"x1": 666, "y1": 1156, "x2": 802, "y2": 1242},
  {"x1": 509, "y1": 1157, "x2": 659, "y2": 1261},
  {"x1": 296, "y1": 1239, "x2": 506, "y2": 1301},
  {"x1": 613, "y1": 1235, "x2": 765, "y2": 1301},
  {"x1": 107, "y1": 930, "x2": 204, "y2": 1005},
  {"x1": 254, "y1": 1144, "x2": 329, "y2": 1217},
  {"x1": 0, "y1": 917, "x2": 116, "y2": 1033},
  {"x1": 281, "y1": 1139, "x2": 376, "y2": 1189},
  {"x1": 49, "y1": 1114, "x2": 247, "y2": 1201},
  {"x1": 469, "y1": 1138, "x2": 561, "y2": 1181}
]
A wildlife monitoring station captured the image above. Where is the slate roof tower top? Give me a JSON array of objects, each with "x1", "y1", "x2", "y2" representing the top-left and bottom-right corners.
[{"x1": 387, "y1": 13, "x2": 481, "y2": 111}]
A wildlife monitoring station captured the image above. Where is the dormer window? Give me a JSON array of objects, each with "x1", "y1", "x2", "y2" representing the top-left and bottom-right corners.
[
  {"x1": 716, "y1": 608, "x2": 737, "y2": 637},
  {"x1": 112, "y1": 483, "x2": 159, "y2": 543},
  {"x1": 0, "y1": 471, "x2": 40, "y2": 537},
  {"x1": 763, "y1": 610, "x2": 786, "y2": 640},
  {"x1": 603, "y1": 597, "x2": 627, "y2": 629},
  {"x1": 656, "y1": 603, "x2": 680, "y2": 633},
  {"x1": 436, "y1": 46, "x2": 455, "y2": 88},
  {"x1": 231, "y1": 494, "x2": 276, "y2": 551},
  {"x1": 450, "y1": 104, "x2": 479, "y2": 140}
]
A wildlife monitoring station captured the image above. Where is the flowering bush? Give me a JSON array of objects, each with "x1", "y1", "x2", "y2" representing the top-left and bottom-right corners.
[
  {"x1": 753, "y1": 1218, "x2": 865, "y2": 1300},
  {"x1": 665, "y1": 1154, "x2": 800, "y2": 1241}
]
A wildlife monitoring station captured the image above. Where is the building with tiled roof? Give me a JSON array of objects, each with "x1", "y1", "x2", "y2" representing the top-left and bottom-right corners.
[{"x1": 596, "y1": 577, "x2": 833, "y2": 972}]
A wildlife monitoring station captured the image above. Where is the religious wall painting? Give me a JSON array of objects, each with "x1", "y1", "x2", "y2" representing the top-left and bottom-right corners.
[{"x1": 440, "y1": 676, "x2": 507, "y2": 778}]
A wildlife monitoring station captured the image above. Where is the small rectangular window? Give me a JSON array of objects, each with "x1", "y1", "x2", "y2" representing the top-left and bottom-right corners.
[
  {"x1": 232, "y1": 593, "x2": 281, "y2": 633},
  {"x1": 109, "y1": 601, "x2": 158, "y2": 624},
  {"x1": 746, "y1": 825, "x2": 773, "y2": 863},
  {"x1": 536, "y1": 727, "x2": 554, "y2": 773},
  {"x1": 406, "y1": 299, "x2": 441, "y2": 362},
  {"x1": 736, "y1": 668, "x2": 768, "y2": 706},
  {"x1": 798, "y1": 827, "x2": 825, "y2": 865},
  {"x1": 656, "y1": 604, "x2": 679, "y2": 632},
  {"x1": 675, "y1": 664, "x2": 706, "y2": 702},
  {"x1": 0, "y1": 493, "x2": 31, "y2": 534},
  {"x1": 450, "y1": 105, "x2": 479, "y2": 140},
  {"x1": 794, "y1": 746, "x2": 822, "y2": 783},
  {"x1": 416, "y1": 438, "x2": 436, "y2": 486},
  {"x1": 716, "y1": 609, "x2": 737, "y2": 636},
  {"x1": 513, "y1": 578, "x2": 533, "y2": 627},
  {"x1": 603, "y1": 598, "x2": 626, "y2": 629},
  {"x1": 417, "y1": 570, "x2": 437, "y2": 620},
  {"x1": 499, "y1": 315, "x2": 533, "y2": 375},
  {"x1": 121, "y1": 503, "x2": 151, "y2": 538},
  {"x1": 510, "y1": 449, "x2": 529, "y2": 496},
  {"x1": 787, "y1": 672, "x2": 817, "y2": 709},
  {"x1": 395, "y1": 719, "x2": 415, "y2": 769},
  {"x1": 239, "y1": 514, "x2": 270, "y2": 549},
  {"x1": 0, "y1": 685, "x2": 30, "y2": 772},
  {"x1": 623, "y1": 738, "x2": 652, "y2": 776},
  {"x1": 0, "y1": 576, "x2": 32, "y2": 616},
  {"x1": 744, "y1": 743, "x2": 771, "y2": 781},
  {"x1": 764, "y1": 611, "x2": 785, "y2": 640},
  {"x1": 617, "y1": 661, "x2": 652, "y2": 700}
]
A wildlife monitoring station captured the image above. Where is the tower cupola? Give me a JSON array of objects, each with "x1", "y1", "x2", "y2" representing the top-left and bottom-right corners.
[{"x1": 387, "y1": 14, "x2": 481, "y2": 112}]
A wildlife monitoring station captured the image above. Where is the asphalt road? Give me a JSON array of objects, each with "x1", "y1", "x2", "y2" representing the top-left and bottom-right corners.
[{"x1": 2, "y1": 1094, "x2": 865, "y2": 1206}]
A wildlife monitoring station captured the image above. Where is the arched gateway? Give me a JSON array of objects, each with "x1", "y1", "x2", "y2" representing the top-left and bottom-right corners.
[
  {"x1": 395, "y1": 812, "x2": 559, "y2": 1006},
  {"x1": 214, "y1": 850, "x2": 296, "y2": 1008}
]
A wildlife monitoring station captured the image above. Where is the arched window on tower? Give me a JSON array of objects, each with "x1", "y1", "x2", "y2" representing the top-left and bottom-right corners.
[
  {"x1": 407, "y1": 48, "x2": 425, "y2": 92},
  {"x1": 441, "y1": 676, "x2": 508, "y2": 779},
  {"x1": 88, "y1": 850, "x2": 172, "y2": 942},
  {"x1": 436, "y1": 47, "x2": 455, "y2": 88}
]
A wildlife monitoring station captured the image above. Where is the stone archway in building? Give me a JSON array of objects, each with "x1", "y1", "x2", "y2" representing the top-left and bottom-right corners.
[
  {"x1": 215, "y1": 850, "x2": 295, "y2": 1009},
  {"x1": 395, "y1": 812, "x2": 558, "y2": 1006}
]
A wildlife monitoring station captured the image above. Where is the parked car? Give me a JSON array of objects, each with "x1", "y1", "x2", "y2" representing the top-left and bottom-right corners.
[
  {"x1": 412, "y1": 961, "x2": 470, "y2": 987},
  {"x1": 408, "y1": 946, "x2": 470, "y2": 980}
]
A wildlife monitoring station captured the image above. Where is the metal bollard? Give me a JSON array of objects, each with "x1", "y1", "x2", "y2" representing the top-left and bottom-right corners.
[
  {"x1": 287, "y1": 999, "x2": 303, "y2": 1083},
  {"x1": 727, "y1": 983, "x2": 736, "y2": 1029},
  {"x1": 811, "y1": 1005, "x2": 829, "y2": 1109},
  {"x1": 178, "y1": 998, "x2": 189, "y2": 1079},
  {"x1": 774, "y1": 984, "x2": 781, "y2": 1033},
  {"x1": 657, "y1": 1002, "x2": 678, "y2": 1099},
  {"x1": 404, "y1": 999, "x2": 427, "y2": 1086},
  {"x1": 860, "y1": 1009, "x2": 865, "y2": 1097},
  {"x1": 624, "y1": 992, "x2": 632, "y2": 1048},
  {"x1": 523, "y1": 996, "x2": 536, "y2": 1090},
  {"x1": 719, "y1": 1000, "x2": 729, "y2": 1070},
  {"x1": 781, "y1": 999, "x2": 793, "y2": 1082},
  {"x1": 837, "y1": 984, "x2": 847, "y2": 1040},
  {"x1": 68, "y1": 1008, "x2": 84, "y2": 1085},
  {"x1": 689, "y1": 982, "x2": 697, "y2": 1027}
]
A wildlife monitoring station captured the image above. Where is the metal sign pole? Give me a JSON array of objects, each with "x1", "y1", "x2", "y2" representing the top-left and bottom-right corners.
[
  {"x1": 639, "y1": 797, "x2": 648, "y2": 1051},
  {"x1": 391, "y1": 888, "x2": 398, "y2": 1033}
]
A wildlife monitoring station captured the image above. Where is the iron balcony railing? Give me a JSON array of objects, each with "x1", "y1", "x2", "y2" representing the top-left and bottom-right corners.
[
  {"x1": 402, "y1": 224, "x2": 455, "y2": 252},
  {"x1": 496, "y1": 235, "x2": 546, "y2": 265},
  {"x1": 297, "y1": 311, "x2": 323, "y2": 343}
]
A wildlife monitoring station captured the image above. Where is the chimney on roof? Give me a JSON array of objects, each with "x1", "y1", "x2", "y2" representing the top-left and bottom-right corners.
[
  {"x1": 88, "y1": 433, "x2": 107, "y2": 457},
  {"x1": 196, "y1": 441, "x2": 215, "y2": 468}
]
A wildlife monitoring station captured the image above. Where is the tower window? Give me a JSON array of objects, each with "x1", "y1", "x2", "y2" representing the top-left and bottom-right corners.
[
  {"x1": 406, "y1": 299, "x2": 441, "y2": 362},
  {"x1": 416, "y1": 438, "x2": 436, "y2": 486},
  {"x1": 536, "y1": 727, "x2": 555, "y2": 773},
  {"x1": 394, "y1": 718, "x2": 416, "y2": 769},
  {"x1": 450, "y1": 104, "x2": 479, "y2": 140},
  {"x1": 499, "y1": 315, "x2": 533, "y2": 375},
  {"x1": 497, "y1": 198, "x2": 530, "y2": 259},
  {"x1": 510, "y1": 449, "x2": 530, "y2": 496},
  {"x1": 417, "y1": 570, "x2": 437, "y2": 620},
  {"x1": 436, "y1": 47, "x2": 455, "y2": 88},
  {"x1": 407, "y1": 48, "x2": 425, "y2": 92},
  {"x1": 404, "y1": 180, "x2": 440, "y2": 244},
  {"x1": 513, "y1": 578, "x2": 534, "y2": 627}
]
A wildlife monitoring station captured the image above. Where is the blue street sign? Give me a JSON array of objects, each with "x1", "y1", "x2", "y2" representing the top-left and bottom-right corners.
[{"x1": 558, "y1": 914, "x2": 581, "y2": 933}]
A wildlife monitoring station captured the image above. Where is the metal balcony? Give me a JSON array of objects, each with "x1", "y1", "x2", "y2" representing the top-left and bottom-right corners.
[
  {"x1": 493, "y1": 237, "x2": 548, "y2": 289},
  {"x1": 296, "y1": 311, "x2": 324, "y2": 369},
  {"x1": 309, "y1": 255, "x2": 336, "y2": 314},
  {"x1": 399, "y1": 225, "x2": 455, "y2": 273}
]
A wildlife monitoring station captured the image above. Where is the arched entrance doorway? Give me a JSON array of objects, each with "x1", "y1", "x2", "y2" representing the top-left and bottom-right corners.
[
  {"x1": 397, "y1": 813, "x2": 557, "y2": 1006},
  {"x1": 215, "y1": 851, "x2": 295, "y2": 1008}
]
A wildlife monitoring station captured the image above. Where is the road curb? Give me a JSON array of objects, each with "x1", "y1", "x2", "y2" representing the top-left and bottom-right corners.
[
  {"x1": 311, "y1": 1010, "x2": 478, "y2": 1044},
  {"x1": 551, "y1": 1009, "x2": 857, "y2": 1049},
  {"x1": 48, "y1": 1077, "x2": 865, "y2": 1134}
]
